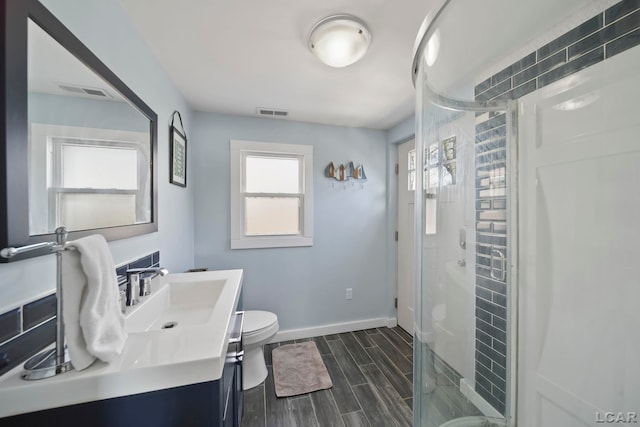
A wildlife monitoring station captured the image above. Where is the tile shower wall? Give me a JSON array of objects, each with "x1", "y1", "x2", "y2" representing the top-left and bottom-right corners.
[
  {"x1": 475, "y1": 0, "x2": 640, "y2": 103},
  {"x1": 0, "y1": 251, "x2": 159, "y2": 377},
  {"x1": 472, "y1": 0, "x2": 640, "y2": 414},
  {"x1": 474, "y1": 109, "x2": 509, "y2": 414}
]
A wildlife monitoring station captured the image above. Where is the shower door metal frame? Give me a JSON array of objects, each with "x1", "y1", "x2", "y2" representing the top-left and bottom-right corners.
[{"x1": 505, "y1": 101, "x2": 519, "y2": 427}]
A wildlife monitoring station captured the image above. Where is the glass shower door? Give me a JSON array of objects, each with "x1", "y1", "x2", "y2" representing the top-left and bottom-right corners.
[
  {"x1": 411, "y1": 1, "x2": 639, "y2": 426},
  {"x1": 413, "y1": 83, "x2": 513, "y2": 426}
]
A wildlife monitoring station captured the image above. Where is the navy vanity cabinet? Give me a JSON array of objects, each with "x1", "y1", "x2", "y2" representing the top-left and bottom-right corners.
[
  {"x1": 1, "y1": 312, "x2": 245, "y2": 427},
  {"x1": 1, "y1": 381, "x2": 212, "y2": 426},
  {"x1": 224, "y1": 310, "x2": 244, "y2": 427},
  {"x1": 1, "y1": 353, "x2": 244, "y2": 427},
  {"x1": 223, "y1": 346, "x2": 244, "y2": 427},
  {"x1": 0, "y1": 359, "x2": 242, "y2": 427},
  {"x1": 234, "y1": 356, "x2": 244, "y2": 427}
]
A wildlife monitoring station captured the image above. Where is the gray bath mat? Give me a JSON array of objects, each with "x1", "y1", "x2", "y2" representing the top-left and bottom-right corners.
[{"x1": 272, "y1": 341, "x2": 333, "y2": 397}]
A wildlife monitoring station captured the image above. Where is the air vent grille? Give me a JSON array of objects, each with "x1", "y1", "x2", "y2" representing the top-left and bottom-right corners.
[
  {"x1": 83, "y1": 88, "x2": 107, "y2": 97},
  {"x1": 58, "y1": 84, "x2": 85, "y2": 94},
  {"x1": 256, "y1": 107, "x2": 289, "y2": 118},
  {"x1": 57, "y1": 83, "x2": 110, "y2": 98}
]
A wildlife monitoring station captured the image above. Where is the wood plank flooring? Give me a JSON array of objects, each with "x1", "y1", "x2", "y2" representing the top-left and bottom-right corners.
[{"x1": 242, "y1": 327, "x2": 414, "y2": 427}]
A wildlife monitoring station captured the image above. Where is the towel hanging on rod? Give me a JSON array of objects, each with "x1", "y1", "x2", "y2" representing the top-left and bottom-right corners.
[{"x1": 63, "y1": 234, "x2": 126, "y2": 370}]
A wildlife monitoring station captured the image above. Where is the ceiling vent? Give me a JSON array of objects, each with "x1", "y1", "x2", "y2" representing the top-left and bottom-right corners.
[
  {"x1": 256, "y1": 107, "x2": 289, "y2": 118},
  {"x1": 57, "y1": 83, "x2": 111, "y2": 98}
]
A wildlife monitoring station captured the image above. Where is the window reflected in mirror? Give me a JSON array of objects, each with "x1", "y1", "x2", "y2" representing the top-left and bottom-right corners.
[
  {"x1": 27, "y1": 19, "x2": 152, "y2": 235},
  {"x1": 29, "y1": 123, "x2": 151, "y2": 235}
]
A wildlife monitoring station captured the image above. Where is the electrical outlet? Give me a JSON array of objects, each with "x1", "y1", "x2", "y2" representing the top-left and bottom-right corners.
[{"x1": 346, "y1": 288, "x2": 353, "y2": 300}]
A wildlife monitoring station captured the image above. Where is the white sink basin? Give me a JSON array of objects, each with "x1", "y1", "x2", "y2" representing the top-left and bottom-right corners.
[
  {"x1": 126, "y1": 275, "x2": 226, "y2": 332},
  {"x1": 0, "y1": 269, "x2": 243, "y2": 419}
]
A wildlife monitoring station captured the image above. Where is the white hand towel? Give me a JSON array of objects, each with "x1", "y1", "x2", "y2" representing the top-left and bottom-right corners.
[
  {"x1": 62, "y1": 247, "x2": 95, "y2": 370},
  {"x1": 62, "y1": 234, "x2": 127, "y2": 370}
]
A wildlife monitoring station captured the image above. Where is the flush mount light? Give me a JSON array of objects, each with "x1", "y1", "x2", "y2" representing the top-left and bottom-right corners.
[{"x1": 309, "y1": 15, "x2": 371, "y2": 68}]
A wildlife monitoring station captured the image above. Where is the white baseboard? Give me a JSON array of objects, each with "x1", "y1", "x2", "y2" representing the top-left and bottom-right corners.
[
  {"x1": 460, "y1": 378, "x2": 503, "y2": 419},
  {"x1": 272, "y1": 317, "x2": 397, "y2": 343}
]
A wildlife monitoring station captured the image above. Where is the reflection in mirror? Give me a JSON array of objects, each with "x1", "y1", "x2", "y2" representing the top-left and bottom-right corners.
[{"x1": 27, "y1": 19, "x2": 152, "y2": 235}]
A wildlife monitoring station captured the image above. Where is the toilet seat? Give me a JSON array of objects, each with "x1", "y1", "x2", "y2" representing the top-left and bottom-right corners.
[
  {"x1": 242, "y1": 310, "x2": 279, "y2": 346},
  {"x1": 243, "y1": 310, "x2": 278, "y2": 335}
]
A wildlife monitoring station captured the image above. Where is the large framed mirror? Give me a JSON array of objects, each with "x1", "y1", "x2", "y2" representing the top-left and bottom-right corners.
[{"x1": 1, "y1": 0, "x2": 158, "y2": 261}]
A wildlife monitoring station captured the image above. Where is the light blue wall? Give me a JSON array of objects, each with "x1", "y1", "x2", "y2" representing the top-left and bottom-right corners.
[
  {"x1": 387, "y1": 115, "x2": 415, "y2": 145},
  {"x1": 192, "y1": 112, "x2": 390, "y2": 332},
  {"x1": 42, "y1": 0, "x2": 196, "y2": 270},
  {"x1": 29, "y1": 93, "x2": 149, "y2": 133},
  {"x1": 0, "y1": 0, "x2": 196, "y2": 312},
  {"x1": 0, "y1": 0, "x2": 419, "y2": 332}
]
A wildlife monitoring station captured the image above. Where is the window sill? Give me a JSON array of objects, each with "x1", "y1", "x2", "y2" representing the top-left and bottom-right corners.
[{"x1": 230, "y1": 236, "x2": 313, "y2": 250}]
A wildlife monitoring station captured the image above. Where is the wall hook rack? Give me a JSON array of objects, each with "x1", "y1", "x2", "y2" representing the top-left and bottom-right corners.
[{"x1": 324, "y1": 161, "x2": 367, "y2": 182}]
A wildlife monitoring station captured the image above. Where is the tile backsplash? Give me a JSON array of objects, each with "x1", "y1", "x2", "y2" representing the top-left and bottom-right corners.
[
  {"x1": 0, "y1": 309, "x2": 21, "y2": 344},
  {"x1": 0, "y1": 251, "x2": 159, "y2": 377}
]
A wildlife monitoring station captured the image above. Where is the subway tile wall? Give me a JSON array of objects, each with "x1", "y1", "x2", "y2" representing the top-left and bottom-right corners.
[
  {"x1": 475, "y1": 0, "x2": 640, "y2": 103},
  {"x1": 0, "y1": 251, "x2": 159, "y2": 377},
  {"x1": 473, "y1": 0, "x2": 640, "y2": 415},
  {"x1": 474, "y1": 109, "x2": 509, "y2": 414}
]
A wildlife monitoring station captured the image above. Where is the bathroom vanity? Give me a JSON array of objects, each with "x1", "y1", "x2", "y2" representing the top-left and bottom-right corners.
[
  {"x1": 0, "y1": 1, "x2": 245, "y2": 423},
  {"x1": 0, "y1": 270, "x2": 244, "y2": 427}
]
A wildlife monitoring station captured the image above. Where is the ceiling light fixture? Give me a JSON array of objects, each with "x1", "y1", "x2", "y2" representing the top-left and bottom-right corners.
[{"x1": 309, "y1": 15, "x2": 371, "y2": 68}]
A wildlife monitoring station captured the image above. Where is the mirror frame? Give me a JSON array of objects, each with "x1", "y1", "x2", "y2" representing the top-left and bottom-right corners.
[{"x1": 0, "y1": 0, "x2": 158, "y2": 261}]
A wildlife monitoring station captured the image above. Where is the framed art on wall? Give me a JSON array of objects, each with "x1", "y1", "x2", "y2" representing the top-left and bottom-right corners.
[{"x1": 170, "y1": 111, "x2": 187, "y2": 187}]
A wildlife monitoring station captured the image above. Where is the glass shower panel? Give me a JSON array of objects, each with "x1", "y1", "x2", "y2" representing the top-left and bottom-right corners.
[
  {"x1": 414, "y1": 80, "x2": 512, "y2": 427},
  {"x1": 412, "y1": 0, "x2": 638, "y2": 426}
]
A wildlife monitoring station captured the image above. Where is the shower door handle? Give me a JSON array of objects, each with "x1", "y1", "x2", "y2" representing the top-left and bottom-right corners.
[{"x1": 490, "y1": 248, "x2": 506, "y2": 282}]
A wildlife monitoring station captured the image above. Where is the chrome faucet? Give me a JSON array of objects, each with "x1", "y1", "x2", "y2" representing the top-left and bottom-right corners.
[{"x1": 125, "y1": 267, "x2": 169, "y2": 306}]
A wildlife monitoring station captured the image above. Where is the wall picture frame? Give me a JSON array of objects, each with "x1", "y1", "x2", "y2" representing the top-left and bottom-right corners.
[{"x1": 169, "y1": 111, "x2": 187, "y2": 187}]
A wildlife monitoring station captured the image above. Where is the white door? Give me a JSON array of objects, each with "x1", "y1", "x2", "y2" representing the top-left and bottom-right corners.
[{"x1": 397, "y1": 140, "x2": 415, "y2": 334}]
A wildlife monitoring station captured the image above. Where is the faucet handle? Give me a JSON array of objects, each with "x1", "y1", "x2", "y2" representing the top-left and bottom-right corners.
[
  {"x1": 119, "y1": 290, "x2": 127, "y2": 314},
  {"x1": 125, "y1": 267, "x2": 167, "y2": 306},
  {"x1": 140, "y1": 277, "x2": 152, "y2": 297},
  {"x1": 126, "y1": 276, "x2": 140, "y2": 306}
]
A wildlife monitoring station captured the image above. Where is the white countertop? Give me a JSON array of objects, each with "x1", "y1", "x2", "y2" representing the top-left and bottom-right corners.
[{"x1": 0, "y1": 269, "x2": 243, "y2": 418}]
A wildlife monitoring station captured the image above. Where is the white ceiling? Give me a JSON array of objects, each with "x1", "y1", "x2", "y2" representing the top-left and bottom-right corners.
[{"x1": 118, "y1": 0, "x2": 436, "y2": 130}]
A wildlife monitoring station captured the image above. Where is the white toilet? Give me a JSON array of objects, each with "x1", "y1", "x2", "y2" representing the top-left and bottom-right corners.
[{"x1": 242, "y1": 310, "x2": 279, "y2": 390}]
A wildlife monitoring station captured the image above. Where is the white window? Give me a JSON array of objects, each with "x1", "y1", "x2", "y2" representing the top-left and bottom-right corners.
[
  {"x1": 52, "y1": 139, "x2": 145, "y2": 231},
  {"x1": 420, "y1": 136, "x2": 458, "y2": 235},
  {"x1": 28, "y1": 123, "x2": 150, "y2": 235},
  {"x1": 409, "y1": 146, "x2": 437, "y2": 235},
  {"x1": 230, "y1": 140, "x2": 313, "y2": 249}
]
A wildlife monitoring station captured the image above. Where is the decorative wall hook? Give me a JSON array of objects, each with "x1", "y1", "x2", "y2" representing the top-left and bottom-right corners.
[
  {"x1": 324, "y1": 162, "x2": 336, "y2": 179},
  {"x1": 324, "y1": 161, "x2": 366, "y2": 182}
]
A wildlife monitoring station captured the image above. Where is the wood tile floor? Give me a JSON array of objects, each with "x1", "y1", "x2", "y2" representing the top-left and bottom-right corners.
[{"x1": 241, "y1": 327, "x2": 414, "y2": 427}]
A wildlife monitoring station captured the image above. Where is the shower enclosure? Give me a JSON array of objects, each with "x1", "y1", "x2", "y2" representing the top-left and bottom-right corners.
[{"x1": 411, "y1": 0, "x2": 640, "y2": 426}]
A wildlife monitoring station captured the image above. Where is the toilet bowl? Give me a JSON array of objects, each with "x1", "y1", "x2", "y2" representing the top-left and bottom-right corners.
[{"x1": 242, "y1": 310, "x2": 279, "y2": 390}]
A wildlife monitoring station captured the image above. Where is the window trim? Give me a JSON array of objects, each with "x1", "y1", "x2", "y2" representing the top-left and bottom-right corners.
[{"x1": 230, "y1": 139, "x2": 313, "y2": 249}]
